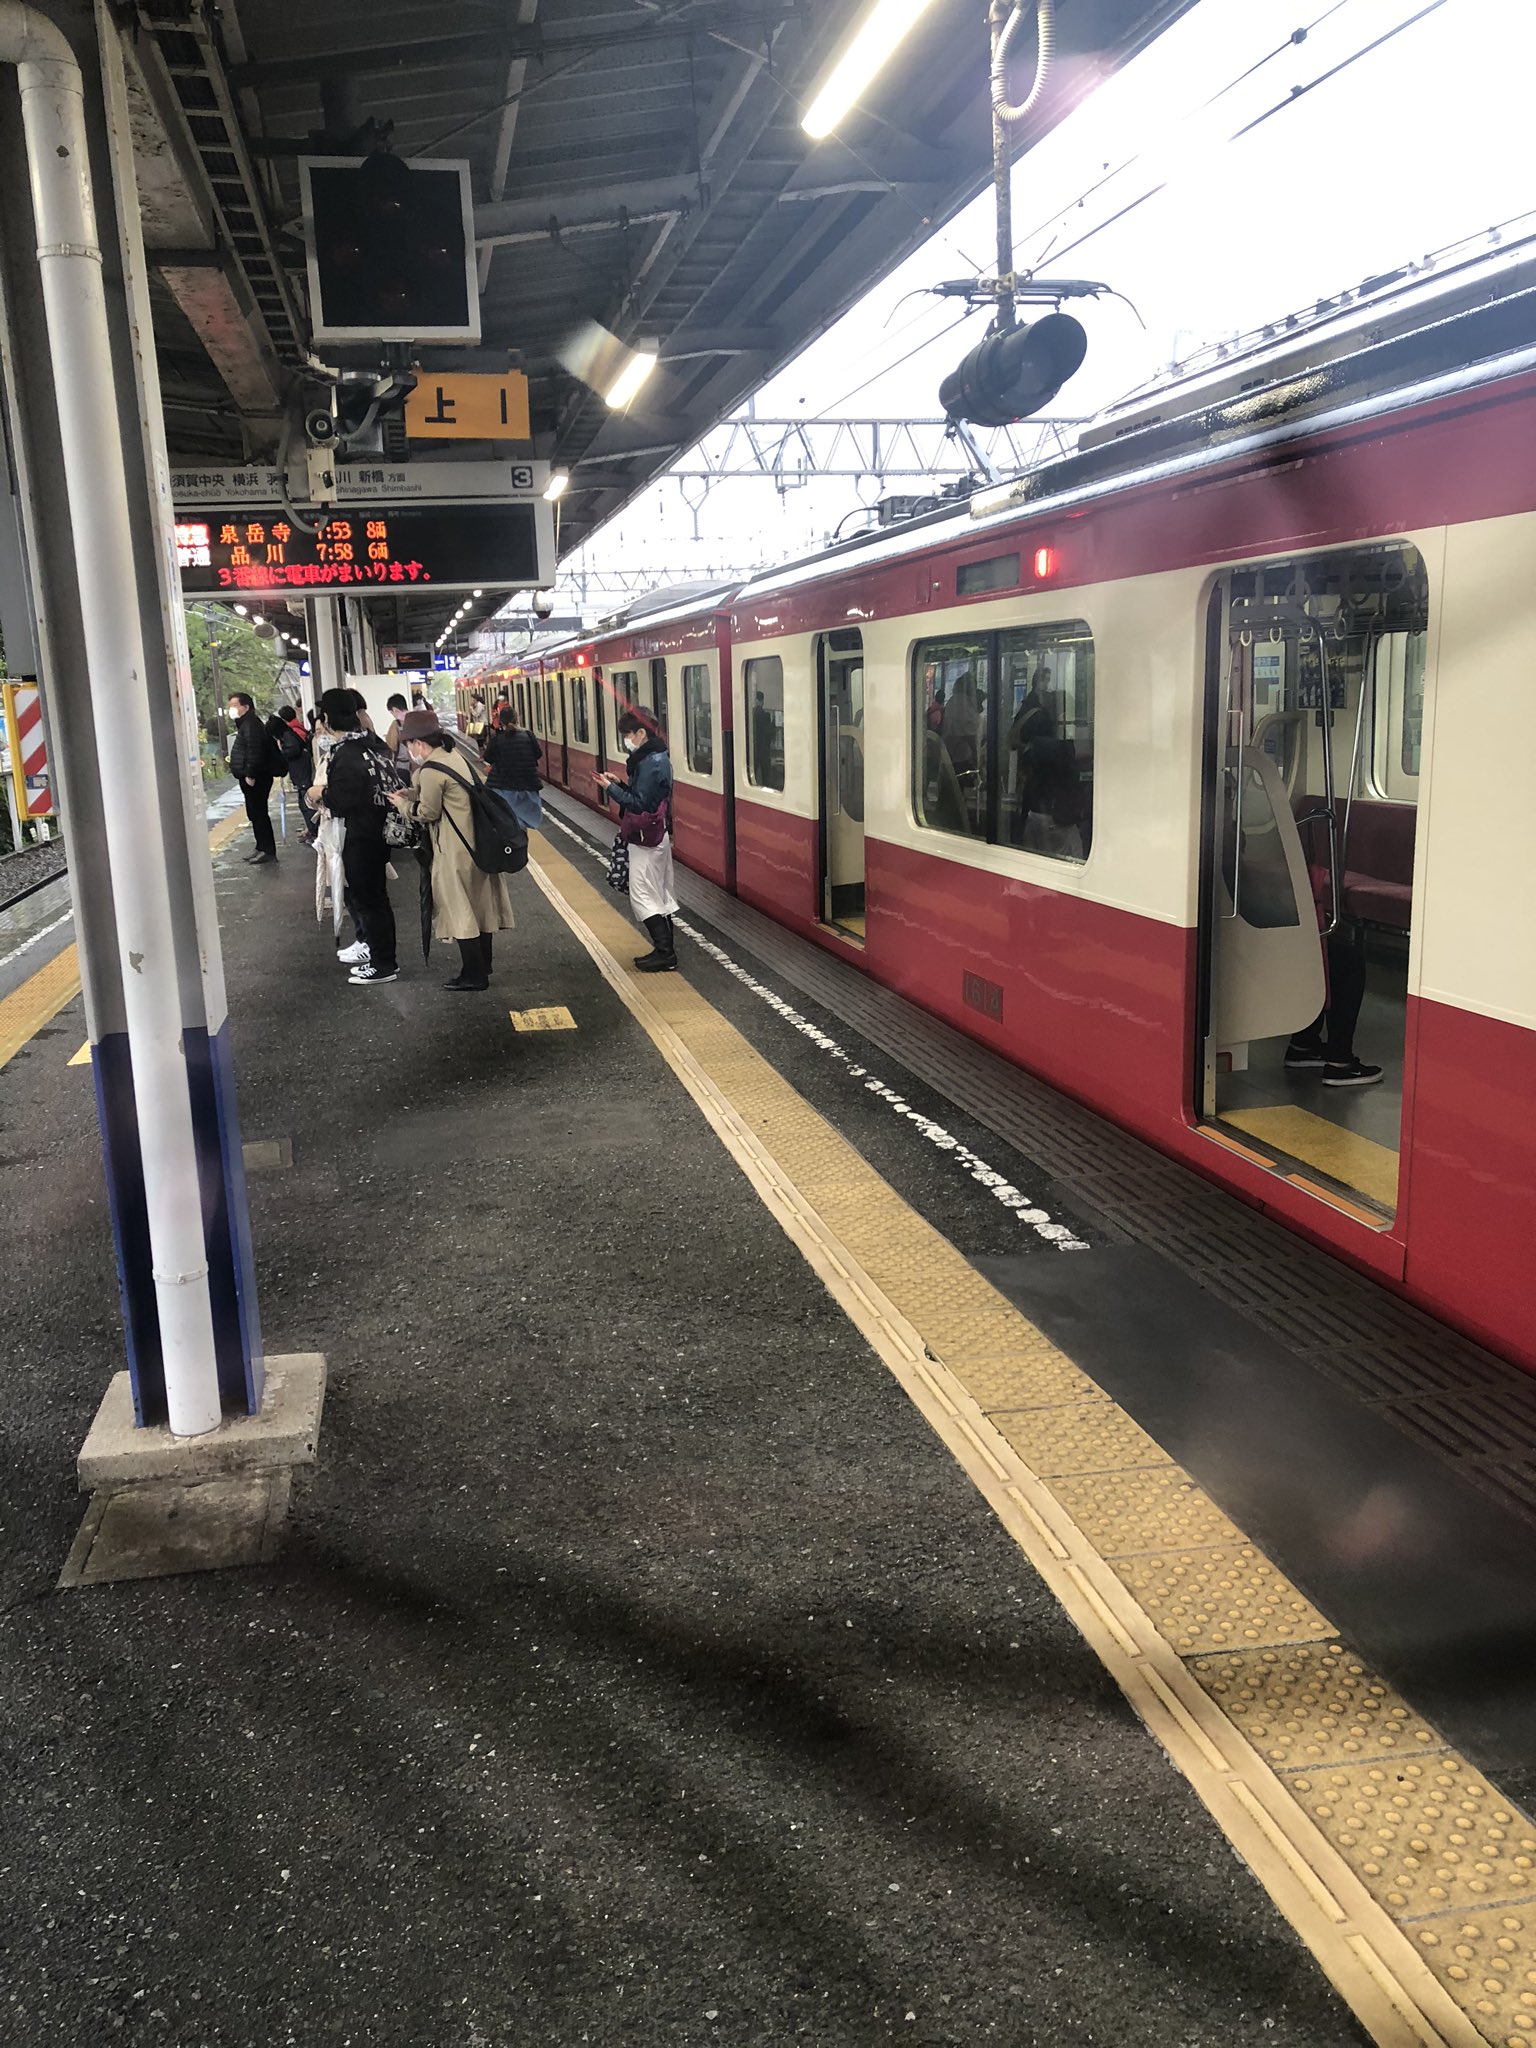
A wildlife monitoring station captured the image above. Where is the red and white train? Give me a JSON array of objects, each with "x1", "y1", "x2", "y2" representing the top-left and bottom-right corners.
[{"x1": 464, "y1": 278, "x2": 1536, "y2": 1375}]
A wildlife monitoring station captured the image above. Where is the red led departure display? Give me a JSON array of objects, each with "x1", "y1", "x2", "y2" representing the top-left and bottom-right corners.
[{"x1": 173, "y1": 503, "x2": 540, "y2": 595}]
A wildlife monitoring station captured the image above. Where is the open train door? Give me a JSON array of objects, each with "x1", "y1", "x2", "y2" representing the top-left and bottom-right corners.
[
  {"x1": 1197, "y1": 551, "x2": 1426, "y2": 1222},
  {"x1": 814, "y1": 628, "x2": 866, "y2": 940}
]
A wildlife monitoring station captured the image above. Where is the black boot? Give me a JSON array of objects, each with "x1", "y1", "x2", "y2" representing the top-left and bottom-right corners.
[
  {"x1": 635, "y1": 914, "x2": 677, "y2": 974},
  {"x1": 479, "y1": 932, "x2": 493, "y2": 981},
  {"x1": 445, "y1": 937, "x2": 489, "y2": 991}
]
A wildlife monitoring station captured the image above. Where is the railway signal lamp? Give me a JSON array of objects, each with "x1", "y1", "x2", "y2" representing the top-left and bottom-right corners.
[
  {"x1": 939, "y1": 312, "x2": 1087, "y2": 426},
  {"x1": 301, "y1": 152, "x2": 480, "y2": 343}
]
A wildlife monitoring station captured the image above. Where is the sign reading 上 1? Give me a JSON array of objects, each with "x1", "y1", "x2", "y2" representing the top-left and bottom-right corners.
[{"x1": 404, "y1": 371, "x2": 531, "y2": 441}]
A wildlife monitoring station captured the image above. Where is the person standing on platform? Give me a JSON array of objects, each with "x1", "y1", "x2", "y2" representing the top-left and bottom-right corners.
[
  {"x1": 311, "y1": 687, "x2": 399, "y2": 986},
  {"x1": 270, "y1": 702, "x2": 315, "y2": 844},
  {"x1": 393, "y1": 709, "x2": 515, "y2": 993},
  {"x1": 383, "y1": 692, "x2": 411, "y2": 770},
  {"x1": 228, "y1": 690, "x2": 281, "y2": 865},
  {"x1": 595, "y1": 710, "x2": 678, "y2": 973},
  {"x1": 481, "y1": 702, "x2": 543, "y2": 832}
]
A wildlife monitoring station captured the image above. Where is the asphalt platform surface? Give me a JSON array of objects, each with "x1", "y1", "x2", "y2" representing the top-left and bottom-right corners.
[{"x1": 0, "y1": 829, "x2": 1366, "y2": 2046}]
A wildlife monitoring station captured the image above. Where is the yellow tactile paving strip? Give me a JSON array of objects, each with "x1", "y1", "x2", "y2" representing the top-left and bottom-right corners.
[
  {"x1": 1, "y1": 804, "x2": 252, "y2": 1078},
  {"x1": 531, "y1": 833, "x2": 1526, "y2": 2048},
  {"x1": 0, "y1": 941, "x2": 81, "y2": 1071}
]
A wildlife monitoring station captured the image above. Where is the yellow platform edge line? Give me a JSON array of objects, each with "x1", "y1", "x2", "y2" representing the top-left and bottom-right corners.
[
  {"x1": 528, "y1": 839, "x2": 1488, "y2": 2048},
  {"x1": 3, "y1": 804, "x2": 250, "y2": 1078}
]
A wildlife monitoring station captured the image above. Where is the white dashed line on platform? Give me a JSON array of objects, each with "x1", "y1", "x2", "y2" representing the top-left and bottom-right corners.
[{"x1": 544, "y1": 814, "x2": 1089, "y2": 1251}]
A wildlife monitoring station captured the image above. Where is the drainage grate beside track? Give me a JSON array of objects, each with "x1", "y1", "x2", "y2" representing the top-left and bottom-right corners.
[{"x1": 542, "y1": 792, "x2": 1536, "y2": 1515}]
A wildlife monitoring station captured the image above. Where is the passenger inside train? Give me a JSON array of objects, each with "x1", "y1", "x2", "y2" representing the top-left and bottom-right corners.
[{"x1": 1207, "y1": 543, "x2": 1424, "y2": 1216}]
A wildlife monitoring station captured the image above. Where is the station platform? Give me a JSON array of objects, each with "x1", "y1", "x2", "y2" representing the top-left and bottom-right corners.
[{"x1": 4, "y1": 795, "x2": 1536, "y2": 2048}]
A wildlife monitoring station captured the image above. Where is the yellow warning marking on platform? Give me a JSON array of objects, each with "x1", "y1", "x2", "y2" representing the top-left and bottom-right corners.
[
  {"x1": 1223, "y1": 1103, "x2": 1400, "y2": 1210},
  {"x1": 1416, "y1": 1908, "x2": 1536, "y2": 2045},
  {"x1": 1193, "y1": 1643, "x2": 1444, "y2": 1773},
  {"x1": 1051, "y1": 1466, "x2": 1245, "y2": 1557},
  {"x1": 528, "y1": 835, "x2": 1496, "y2": 2048},
  {"x1": 1112, "y1": 1542, "x2": 1336, "y2": 1657},
  {"x1": 1293, "y1": 1757, "x2": 1536, "y2": 1917},
  {"x1": 0, "y1": 942, "x2": 80, "y2": 1073},
  {"x1": 991, "y1": 1397, "x2": 1173, "y2": 1477},
  {"x1": 68, "y1": 1040, "x2": 90, "y2": 1066},
  {"x1": 208, "y1": 808, "x2": 249, "y2": 856},
  {"x1": 510, "y1": 1005, "x2": 577, "y2": 1032},
  {"x1": 1, "y1": 809, "x2": 257, "y2": 1078}
]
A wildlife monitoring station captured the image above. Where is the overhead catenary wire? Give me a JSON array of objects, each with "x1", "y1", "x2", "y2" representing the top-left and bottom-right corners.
[
  {"x1": 1009, "y1": 0, "x2": 1391, "y2": 270},
  {"x1": 1011, "y1": 0, "x2": 1453, "y2": 278}
]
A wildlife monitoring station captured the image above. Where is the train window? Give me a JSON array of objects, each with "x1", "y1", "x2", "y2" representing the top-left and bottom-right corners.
[
  {"x1": 546, "y1": 677, "x2": 557, "y2": 733},
  {"x1": 572, "y1": 676, "x2": 590, "y2": 745},
  {"x1": 913, "y1": 622, "x2": 1093, "y2": 860},
  {"x1": 957, "y1": 553, "x2": 1020, "y2": 597},
  {"x1": 682, "y1": 662, "x2": 713, "y2": 774},
  {"x1": 913, "y1": 634, "x2": 990, "y2": 841},
  {"x1": 997, "y1": 623, "x2": 1094, "y2": 862},
  {"x1": 745, "y1": 655, "x2": 785, "y2": 790},
  {"x1": 611, "y1": 667, "x2": 639, "y2": 713},
  {"x1": 651, "y1": 658, "x2": 669, "y2": 733}
]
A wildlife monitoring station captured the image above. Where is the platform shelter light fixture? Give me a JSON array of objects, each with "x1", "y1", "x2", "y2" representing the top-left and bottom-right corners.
[
  {"x1": 544, "y1": 471, "x2": 569, "y2": 501},
  {"x1": 801, "y1": 0, "x2": 942, "y2": 139},
  {"x1": 605, "y1": 346, "x2": 658, "y2": 410}
]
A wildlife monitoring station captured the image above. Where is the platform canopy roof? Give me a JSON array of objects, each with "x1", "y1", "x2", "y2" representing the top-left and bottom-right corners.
[{"x1": 125, "y1": 0, "x2": 1194, "y2": 651}]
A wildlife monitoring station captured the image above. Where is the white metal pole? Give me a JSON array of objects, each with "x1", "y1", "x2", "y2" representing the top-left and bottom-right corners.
[{"x1": 2, "y1": 2, "x2": 220, "y2": 1435}]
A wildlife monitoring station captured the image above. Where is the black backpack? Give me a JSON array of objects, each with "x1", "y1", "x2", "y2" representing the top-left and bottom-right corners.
[{"x1": 420, "y1": 761, "x2": 528, "y2": 875}]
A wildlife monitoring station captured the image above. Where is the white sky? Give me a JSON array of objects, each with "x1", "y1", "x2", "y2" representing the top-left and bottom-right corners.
[{"x1": 552, "y1": 0, "x2": 1534, "y2": 601}]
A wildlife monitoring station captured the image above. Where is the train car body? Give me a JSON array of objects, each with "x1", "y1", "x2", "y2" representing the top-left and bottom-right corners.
[{"x1": 540, "y1": 297, "x2": 1536, "y2": 1371}]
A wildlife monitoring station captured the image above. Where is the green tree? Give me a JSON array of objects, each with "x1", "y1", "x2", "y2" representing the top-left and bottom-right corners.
[{"x1": 184, "y1": 604, "x2": 300, "y2": 756}]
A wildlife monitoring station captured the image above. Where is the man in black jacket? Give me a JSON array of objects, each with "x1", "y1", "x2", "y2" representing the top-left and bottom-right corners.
[
  {"x1": 313, "y1": 687, "x2": 399, "y2": 985},
  {"x1": 228, "y1": 691, "x2": 281, "y2": 864}
]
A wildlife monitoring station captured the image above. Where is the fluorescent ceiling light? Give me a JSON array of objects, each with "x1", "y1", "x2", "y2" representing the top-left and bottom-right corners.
[
  {"x1": 605, "y1": 347, "x2": 658, "y2": 410},
  {"x1": 801, "y1": 0, "x2": 941, "y2": 140},
  {"x1": 544, "y1": 471, "x2": 570, "y2": 501}
]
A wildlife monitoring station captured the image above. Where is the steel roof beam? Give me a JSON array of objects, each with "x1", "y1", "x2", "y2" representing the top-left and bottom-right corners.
[
  {"x1": 224, "y1": 8, "x2": 807, "y2": 91},
  {"x1": 475, "y1": 176, "x2": 703, "y2": 249},
  {"x1": 479, "y1": 0, "x2": 540, "y2": 294}
]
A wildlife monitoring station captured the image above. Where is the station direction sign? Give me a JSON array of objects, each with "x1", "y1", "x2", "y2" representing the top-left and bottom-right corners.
[
  {"x1": 404, "y1": 372, "x2": 531, "y2": 441},
  {"x1": 172, "y1": 499, "x2": 554, "y2": 598},
  {"x1": 169, "y1": 459, "x2": 548, "y2": 506}
]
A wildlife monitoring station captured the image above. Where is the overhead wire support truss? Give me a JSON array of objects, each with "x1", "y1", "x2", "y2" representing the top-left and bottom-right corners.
[{"x1": 662, "y1": 415, "x2": 1087, "y2": 487}]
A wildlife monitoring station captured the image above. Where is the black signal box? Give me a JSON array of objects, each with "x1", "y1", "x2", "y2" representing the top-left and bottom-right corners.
[{"x1": 300, "y1": 154, "x2": 480, "y2": 345}]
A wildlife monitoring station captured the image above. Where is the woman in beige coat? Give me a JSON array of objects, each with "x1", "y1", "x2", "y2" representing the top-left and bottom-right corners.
[{"x1": 393, "y1": 710, "x2": 514, "y2": 992}]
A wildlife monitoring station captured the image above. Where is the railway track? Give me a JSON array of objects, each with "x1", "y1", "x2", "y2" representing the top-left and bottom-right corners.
[{"x1": 0, "y1": 840, "x2": 67, "y2": 917}]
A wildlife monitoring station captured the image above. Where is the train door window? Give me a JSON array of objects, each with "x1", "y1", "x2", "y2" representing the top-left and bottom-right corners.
[
  {"x1": 611, "y1": 667, "x2": 639, "y2": 715},
  {"x1": 1200, "y1": 542, "x2": 1429, "y2": 1221},
  {"x1": 682, "y1": 662, "x2": 713, "y2": 774},
  {"x1": 546, "y1": 677, "x2": 557, "y2": 733},
  {"x1": 913, "y1": 633, "x2": 990, "y2": 841},
  {"x1": 996, "y1": 622, "x2": 1094, "y2": 862},
  {"x1": 572, "y1": 676, "x2": 590, "y2": 745},
  {"x1": 744, "y1": 655, "x2": 785, "y2": 790},
  {"x1": 650, "y1": 658, "x2": 669, "y2": 734},
  {"x1": 515, "y1": 683, "x2": 527, "y2": 725},
  {"x1": 1369, "y1": 630, "x2": 1427, "y2": 799}
]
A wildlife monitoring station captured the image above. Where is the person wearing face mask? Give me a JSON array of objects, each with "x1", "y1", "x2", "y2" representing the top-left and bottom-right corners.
[
  {"x1": 594, "y1": 709, "x2": 678, "y2": 972},
  {"x1": 393, "y1": 708, "x2": 515, "y2": 992}
]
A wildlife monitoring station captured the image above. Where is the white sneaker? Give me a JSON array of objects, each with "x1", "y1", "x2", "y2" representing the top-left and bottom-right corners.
[{"x1": 337, "y1": 940, "x2": 369, "y2": 965}]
